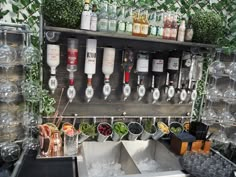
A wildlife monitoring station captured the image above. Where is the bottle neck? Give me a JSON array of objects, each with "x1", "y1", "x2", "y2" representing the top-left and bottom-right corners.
[{"x1": 84, "y1": 3, "x2": 90, "y2": 11}]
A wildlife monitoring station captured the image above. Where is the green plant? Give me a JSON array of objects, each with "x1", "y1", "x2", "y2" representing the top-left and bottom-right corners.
[
  {"x1": 79, "y1": 122, "x2": 96, "y2": 137},
  {"x1": 43, "y1": 0, "x2": 84, "y2": 28},
  {"x1": 192, "y1": 11, "x2": 223, "y2": 44},
  {"x1": 143, "y1": 119, "x2": 155, "y2": 133},
  {"x1": 0, "y1": 0, "x2": 9, "y2": 19},
  {"x1": 113, "y1": 122, "x2": 128, "y2": 137}
]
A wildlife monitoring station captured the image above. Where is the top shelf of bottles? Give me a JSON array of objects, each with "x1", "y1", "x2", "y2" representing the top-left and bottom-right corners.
[{"x1": 44, "y1": 26, "x2": 217, "y2": 49}]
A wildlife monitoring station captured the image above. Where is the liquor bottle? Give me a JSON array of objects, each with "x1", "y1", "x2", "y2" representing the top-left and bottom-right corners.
[
  {"x1": 67, "y1": 38, "x2": 78, "y2": 102},
  {"x1": 117, "y1": 6, "x2": 126, "y2": 33},
  {"x1": 98, "y1": 1, "x2": 108, "y2": 32},
  {"x1": 90, "y1": 4, "x2": 97, "y2": 31},
  {"x1": 163, "y1": 13, "x2": 171, "y2": 40},
  {"x1": 84, "y1": 39, "x2": 97, "y2": 102},
  {"x1": 122, "y1": 49, "x2": 134, "y2": 101},
  {"x1": 80, "y1": 0, "x2": 91, "y2": 30},
  {"x1": 47, "y1": 44, "x2": 60, "y2": 94},
  {"x1": 166, "y1": 50, "x2": 181, "y2": 101},
  {"x1": 177, "y1": 19, "x2": 186, "y2": 42},
  {"x1": 185, "y1": 16, "x2": 193, "y2": 42},
  {"x1": 151, "y1": 51, "x2": 166, "y2": 103},
  {"x1": 178, "y1": 51, "x2": 192, "y2": 104},
  {"x1": 125, "y1": 8, "x2": 133, "y2": 34},
  {"x1": 170, "y1": 13, "x2": 178, "y2": 40},
  {"x1": 102, "y1": 47, "x2": 115, "y2": 100},
  {"x1": 149, "y1": 11, "x2": 157, "y2": 36},
  {"x1": 132, "y1": 9, "x2": 141, "y2": 36},
  {"x1": 140, "y1": 10, "x2": 149, "y2": 37},
  {"x1": 108, "y1": 2, "x2": 117, "y2": 32},
  {"x1": 136, "y1": 51, "x2": 149, "y2": 101},
  {"x1": 156, "y1": 12, "x2": 164, "y2": 38}
]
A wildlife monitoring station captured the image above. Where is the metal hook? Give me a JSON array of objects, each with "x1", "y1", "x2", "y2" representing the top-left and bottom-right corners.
[
  {"x1": 111, "y1": 117, "x2": 114, "y2": 125},
  {"x1": 73, "y1": 114, "x2": 77, "y2": 126},
  {"x1": 93, "y1": 116, "x2": 96, "y2": 124},
  {"x1": 139, "y1": 117, "x2": 143, "y2": 124},
  {"x1": 153, "y1": 117, "x2": 156, "y2": 125}
]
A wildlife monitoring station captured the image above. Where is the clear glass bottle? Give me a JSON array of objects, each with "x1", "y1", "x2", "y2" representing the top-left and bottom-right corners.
[
  {"x1": 156, "y1": 12, "x2": 164, "y2": 38},
  {"x1": 149, "y1": 11, "x2": 157, "y2": 36},
  {"x1": 170, "y1": 13, "x2": 178, "y2": 40},
  {"x1": 163, "y1": 12, "x2": 171, "y2": 40},
  {"x1": 125, "y1": 7, "x2": 133, "y2": 34},
  {"x1": 98, "y1": 1, "x2": 108, "y2": 32},
  {"x1": 108, "y1": 2, "x2": 117, "y2": 32},
  {"x1": 140, "y1": 10, "x2": 149, "y2": 37},
  {"x1": 80, "y1": 0, "x2": 91, "y2": 30},
  {"x1": 185, "y1": 16, "x2": 193, "y2": 42},
  {"x1": 117, "y1": 6, "x2": 126, "y2": 33},
  {"x1": 132, "y1": 9, "x2": 141, "y2": 36},
  {"x1": 90, "y1": 4, "x2": 97, "y2": 31}
]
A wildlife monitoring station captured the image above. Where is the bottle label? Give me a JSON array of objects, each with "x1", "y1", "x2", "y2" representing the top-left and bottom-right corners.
[
  {"x1": 157, "y1": 27, "x2": 163, "y2": 37},
  {"x1": 133, "y1": 22, "x2": 140, "y2": 33},
  {"x1": 98, "y1": 19, "x2": 108, "y2": 31},
  {"x1": 152, "y1": 59, "x2": 164, "y2": 72},
  {"x1": 150, "y1": 26, "x2": 157, "y2": 36},
  {"x1": 137, "y1": 58, "x2": 149, "y2": 73},
  {"x1": 177, "y1": 30, "x2": 185, "y2": 42},
  {"x1": 81, "y1": 11, "x2": 91, "y2": 30},
  {"x1": 141, "y1": 24, "x2": 148, "y2": 35},
  {"x1": 108, "y1": 20, "x2": 117, "y2": 31},
  {"x1": 118, "y1": 22, "x2": 125, "y2": 32},
  {"x1": 170, "y1": 29, "x2": 177, "y2": 39},
  {"x1": 67, "y1": 49, "x2": 78, "y2": 65},
  {"x1": 47, "y1": 45, "x2": 60, "y2": 63},
  {"x1": 126, "y1": 23, "x2": 132, "y2": 33},
  {"x1": 168, "y1": 57, "x2": 179, "y2": 70},
  {"x1": 90, "y1": 16, "x2": 97, "y2": 31},
  {"x1": 164, "y1": 28, "x2": 171, "y2": 38},
  {"x1": 185, "y1": 29, "x2": 193, "y2": 41}
]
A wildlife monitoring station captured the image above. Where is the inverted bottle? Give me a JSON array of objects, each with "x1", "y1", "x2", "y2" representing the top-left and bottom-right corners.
[
  {"x1": 66, "y1": 38, "x2": 78, "y2": 102},
  {"x1": 122, "y1": 49, "x2": 134, "y2": 101},
  {"x1": 102, "y1": 47, "x2": 115, "y2": 100},
  {"x1": 136, "y1": 51, "x2": 149, "y2": 101},
  {"x1": 84, "y1": 39, "x2": 97, "y2": 102}
]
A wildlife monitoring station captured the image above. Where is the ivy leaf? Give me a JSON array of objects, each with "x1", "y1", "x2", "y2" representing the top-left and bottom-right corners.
[
  {"x1": 12, "y1": 4, "x2": 19, "y2": 13},
  {"x1": 0, "y1": 9, "x2": 9, "y2": 19},
  {"x1": 20, "y1": 12, "x2": 27, "y2": 20},
  {"x1": 228, "y1": 15, "x2": 236, "y2": 24},
  {"x1": 20, "y1": 0, "x2": 30, "y2": 7}
]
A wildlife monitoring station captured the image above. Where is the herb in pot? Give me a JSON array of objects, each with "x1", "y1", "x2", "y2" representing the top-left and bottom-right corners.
[
  {"x1": 113, "y1": 122, "x2": 128, "y2": 137},
  {"x1": 192, "y1": 11, "x2": 223, "y2": 44},
  {"x1": 143, "y1": 119, "x2": 156, "y2": 134},
  {"x1": 43, "y1": 0, "x2": 84, "y2": 28},
  {"x1": 79, "y1": 122, "x2": 96, "y2": 137}
]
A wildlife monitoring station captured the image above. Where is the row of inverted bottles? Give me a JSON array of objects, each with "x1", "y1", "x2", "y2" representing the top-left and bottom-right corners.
[{"x1": 47, "y1": 38, "x2": 202, "y2": 103}]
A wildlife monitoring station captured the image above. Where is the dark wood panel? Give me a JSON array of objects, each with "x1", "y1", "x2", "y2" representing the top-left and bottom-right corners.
[{"x1": 43, "y1": 31, "x2": 193, "y2": 116}]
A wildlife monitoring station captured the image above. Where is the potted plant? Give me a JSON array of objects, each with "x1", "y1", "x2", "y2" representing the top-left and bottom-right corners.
[
  {"x1": 112, "y1": 122, "x2": 128, "y2": 141},
  {"x1": 140, "y1": 119, "x2": 156, "y2": 140}
]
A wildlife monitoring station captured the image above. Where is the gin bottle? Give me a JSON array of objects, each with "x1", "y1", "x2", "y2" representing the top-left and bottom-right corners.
[
  {"x1": 98, "y1": 1, "x2": 108, "y2": 32},
  {"x1": 117, "y1": 6, "x2": 126, "y2": 33},
  {"x1": 125, "y1": 8, "x2": 133, "y2": 34},
  {"x1": 108, "y1": 1, "x2": 117, "y2": 32}
]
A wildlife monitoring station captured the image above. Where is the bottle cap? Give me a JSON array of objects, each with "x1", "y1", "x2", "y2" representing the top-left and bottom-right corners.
[{"x1": 68, "y1": 38, "x2": 78, "y2": 49}]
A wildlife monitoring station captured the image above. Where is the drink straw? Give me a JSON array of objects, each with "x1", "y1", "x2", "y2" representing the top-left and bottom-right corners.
[{"x1": 53, "y1": 88, "x2": 64, "y2": 124}]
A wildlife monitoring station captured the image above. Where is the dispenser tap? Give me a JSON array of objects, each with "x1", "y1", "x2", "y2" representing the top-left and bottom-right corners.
[
  {"x1": 85, "y1": 85, "x2": 94, "y2": 103},
  {"x1": 122, "y1": 49, "x2": 134, "y2": 101}
]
